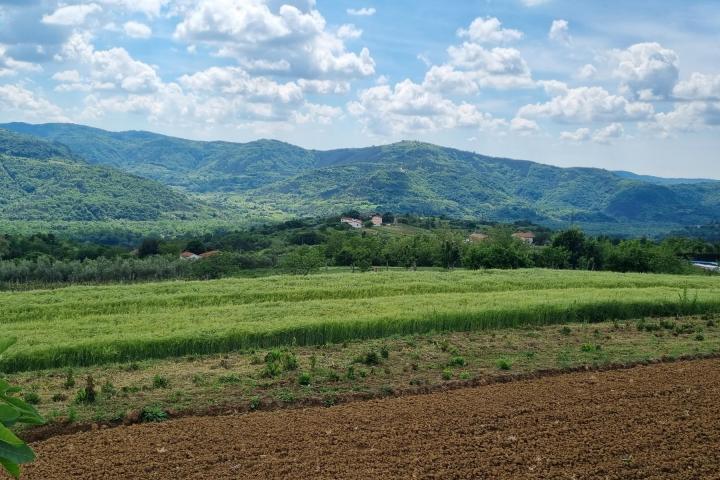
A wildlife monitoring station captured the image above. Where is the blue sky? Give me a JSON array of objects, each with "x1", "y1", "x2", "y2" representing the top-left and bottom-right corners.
[{"x1": 1, "y1": 0, "x2": 719, "y2": 178}]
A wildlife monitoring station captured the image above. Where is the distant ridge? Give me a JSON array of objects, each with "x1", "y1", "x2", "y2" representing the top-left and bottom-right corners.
[{"x1": 1, "y1": 122, "x2": 719, "y2": 229}]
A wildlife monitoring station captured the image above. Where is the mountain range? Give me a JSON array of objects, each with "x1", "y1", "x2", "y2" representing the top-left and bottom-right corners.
[{"x1": 1, "y1": 122, "x2": 718, "y2": 231}]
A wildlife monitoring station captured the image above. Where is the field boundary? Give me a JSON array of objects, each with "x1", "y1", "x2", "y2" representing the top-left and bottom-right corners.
[{"x1": 21, "y1": 351, "x2": 720, "y2": 443}]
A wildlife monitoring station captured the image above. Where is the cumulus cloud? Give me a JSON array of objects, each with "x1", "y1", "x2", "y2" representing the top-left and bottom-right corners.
[
  {"x1": 55, "y1": 32, "x2": 162, "y2": 93},
  {"x1": 457, "y1": 17, "x2": 523, "y2": 44},
  {"x1": 548, "y1": 19, "x2": 570, "y2": 45},
  {"x1": 173, "y1": 0, "x2": 375, "y2": 79},
  {"x1": 510, "y1": 117, "x2": 539, "y2": 134},
  {"x1": 576, "y1": 63, "x2": 596, "y2": 80},
  {"x1": 518, "y1": 86, "x2": 654, "y2": 123},
  {"x1": 0, "y1": 83, "x2": 67, "y2": 121},
  {"x1": 592, "y1": 122, "x2": 624, "y2": 143},
  {"x1": 337, "y1": 24, "x2": 362, "y2": 40},
  {"x1": 179, "y1": 66, "x2": 303, "y2": 104},
  {"x1": 650, "y1": 101, "x2": 720, "y2": 134},
  {"x1": 0, "y1": 45, "x2": 42, "y2": 77},
  {"x1": 99, "y1": 0, "x2": 168, "y2": 17},
  {"x1": 42, "y1": 3, "x2": 102, "y2": 26},
  {"x1": 123, "y1": 21, "x2": 152, "y2": 39},
  {"x1": 347, "y1": 7, "x2": 376, "y2": 16},
  {"x1": 612, "y1": 42, "x2": 679, "y2": 99},
  {"x1": 673, "y1": 72, "x2": 720, "y2": 100},
  {"x1": 348, "y1": 79, "x2": 506, "y2": 135},
  {"x1": 560, "y1": 128, "x2": 591, "y2": 142}
]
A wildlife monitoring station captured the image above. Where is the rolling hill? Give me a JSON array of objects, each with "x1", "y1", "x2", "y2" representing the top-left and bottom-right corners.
[
  {"x1": 0, "y1": 128, "x2": 205, "y2": 221},
  {"x1": 1, "y1": 122, "x2": 718, "y2": 229}
]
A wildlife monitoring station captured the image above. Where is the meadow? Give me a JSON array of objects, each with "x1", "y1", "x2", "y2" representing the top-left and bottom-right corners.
[{"x1": 2, "y1": 269, "x2": 719, "y2": 373}]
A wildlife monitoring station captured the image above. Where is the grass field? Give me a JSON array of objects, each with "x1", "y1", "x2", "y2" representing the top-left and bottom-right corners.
[{"x1": 2, "y1": 269, "x2": 719, "y2": 372}]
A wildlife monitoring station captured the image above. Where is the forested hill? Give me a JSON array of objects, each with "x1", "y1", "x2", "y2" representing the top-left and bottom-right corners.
[
  {"x1": 0, "y1": 129, "x2": 205, "y2": 221},
  {"x1": 1, "y1": 122, "x2": 719, "y2": 229}
]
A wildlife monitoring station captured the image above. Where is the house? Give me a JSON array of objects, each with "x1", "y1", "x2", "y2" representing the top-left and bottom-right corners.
[
  {"x1": 180, "y1": 251, "x2": 200, "y2": 261},
  {"x1": 467, "y1": 232, "x2": 489, "y2": 243},
  {"x1": 199, "y1": 250, "x2": 220, "y2": 259},
  {"x1": 341, "y1": 217, "x2": 363, "y2": 229},
  {"x1": 371, "y1": 214, "x2": 383, "y2": 226},
  {"x1": 512, "y1": 231, "x2": 535, "y2": 244}
]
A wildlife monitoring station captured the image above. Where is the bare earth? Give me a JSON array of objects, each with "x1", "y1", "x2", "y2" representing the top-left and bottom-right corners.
[{"x1": 24, "y1": 359, "x2": 720, "y2": 479}]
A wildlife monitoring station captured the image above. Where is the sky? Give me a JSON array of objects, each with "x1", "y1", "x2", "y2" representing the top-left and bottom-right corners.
[{"x1": 0, "y1": 0, "x2": 719, "y2": 178}]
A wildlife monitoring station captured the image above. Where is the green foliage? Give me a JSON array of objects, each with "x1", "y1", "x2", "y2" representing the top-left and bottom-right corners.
[
  {"x1": 496, "y1": 359, "x2": 512, "y2": 370},
  {"x1": 297, "y1": 372, "x2": 311, "y2": 386},
  {"x1": 0, "y1": 339, "x2": 44, "y2": 478},
  {"x1": 152, "y1": 375, "x2": 170, "y2": 389},
  {"x1": 140, "y1": 405, "x2": 168, "y2": 422},
  {"x1": 281, "y1": 246, "x2": 325, "y2": 275}
]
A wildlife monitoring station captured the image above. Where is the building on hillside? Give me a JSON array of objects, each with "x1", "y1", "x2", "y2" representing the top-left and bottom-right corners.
[
  {"x1": 199, "y1": 250, "x2": 220, "y2": 259},
  {"x1": 341, "y1": 217, "x2": 363, "y2": 229},
  {"x1": 371, "y1": 214, "x2": 383, "y2": 226},
  {"x1": 467, "y1": 232, "x2": 489, "y2": 243},
  {"x1": 180, "y1": 251, "x2": 200, "y2": 261},
  {"x1": 512, "y1": 231, "x2": 535, "y2": 244}
]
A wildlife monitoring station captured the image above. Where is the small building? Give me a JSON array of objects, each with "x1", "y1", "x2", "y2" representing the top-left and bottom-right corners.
[
  {"x1": 341, "y1": 217, "x2": 363, "y2": 229},
  {"x1": 180, "y1": 251, "x2": 200, "y2": 261},
  {"x1": 512, "y1": 231, "x2": 535, "y2": 244},
  {"x1": 467, "y1": 232, "x2": 489, "y2": 243},
  {"x1": 371, "y1": 214, "x2": 383, "y2": 226},
  {"x1": 199, "y1": 250, "x2": 220, "y2": 259}
]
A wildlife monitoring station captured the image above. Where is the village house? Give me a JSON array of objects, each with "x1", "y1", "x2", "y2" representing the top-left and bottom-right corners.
[
  {"x1": 512, "y1": 231, "x2": 535, "y2": 244},
  {"x1": 466, "y1": 232, "x2": 489, "y2": 243},
  {"x1": 179, "y1": 251, "x2": 200, "y2": 261},
  {"x1": 371, "y1": 214, "x2": 383, "y2": 226},
  {"x1": 341, "y1": 217, "x2": 363, "y2": 229}
]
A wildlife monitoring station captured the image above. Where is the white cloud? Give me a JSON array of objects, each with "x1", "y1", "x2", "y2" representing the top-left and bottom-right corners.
[
  {"x1": 0, "y1": 45, "x2": 42, "y2": 77},
  {"x1": 510, "y1": 117, "x2": 539, "y2": 134},
  {"x1": 42, "y1": 3, "x2": 102, "y2": 26},
  {"x1": 518, "y1": 86, "x2": 654, "y2": 123},
  {"x1": 612, "y1": 42, "x2": 679, "y2": 99},
  {"x1": 650, "y1": 101, "x2": 720, "y2": 134},
  {"x1": 457, "y1": 17, "x2": 523, "y2": 44},
  {"x1": 522, "y1": 0, "x2": 551, "y2": 5},
  {"x1": 52, "y1": 69, "x2": 82, "y2": 83},
  {"x1": 673, "y1": 72, "x2": 720, "y2": 100},
  {"x1": 348, "y1": 79, "x2": 506, "y2": 135},
  {"x1": 55, "y1": 32, "x2": 162, "y2": 93},
  {"x1": 124, "y1": 21, "x2": 152, "y2": 39},
  {"x1": 548, "y1": 19, "x2": 571, "y2": 45},
  {"x1": 592, "y1": 122, "x2": 624, "y2": 143},
  {"x1": 173, "y1": 0, "x2": 375, "y2": 80},
  {"x1": 0, "y1": 84, "x2": 67, "y2": 122},
  {"x1": 337, "y1": 24, "x2": 362, "y2": 40},
  {"x1": 99, "y1": 0, "x2": 168, "y2": 17},
  {"x1": 560, "y1": 128, "x2": 591, "y2": 142},
  {"x1": 576, "y1": 64, "x2": 597, "y2": 80},
  {"x1": 179, "y1": 66, "x2": 303, "y2": 104},
  {"x1": 347, "y1": 7, "x2": 376, "y2": 16}
]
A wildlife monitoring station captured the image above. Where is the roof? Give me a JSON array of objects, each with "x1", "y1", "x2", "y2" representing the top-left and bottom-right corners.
[
  {"x1": 512, "y1": 231, "x2": 535, "y2": 238},
  {"x1": 180, "y1": 251, "x2": 198, "y2": 258},
  {"x1": 199, "y1": 250, "x2": 220, "y2": 258}
]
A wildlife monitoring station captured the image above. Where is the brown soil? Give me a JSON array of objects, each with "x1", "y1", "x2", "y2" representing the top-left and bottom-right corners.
[{"x1": 22, "y1": 358, "x2": 720, "y2": 480}]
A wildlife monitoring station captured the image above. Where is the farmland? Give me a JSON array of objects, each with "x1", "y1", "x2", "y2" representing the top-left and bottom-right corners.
[{"x1": 2, "y1": 269, "x2": 720, "y2": 373}]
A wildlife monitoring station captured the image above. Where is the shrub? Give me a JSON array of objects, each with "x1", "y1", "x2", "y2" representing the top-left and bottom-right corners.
[
  {"x1": 496, "y1": 359, "x2": 512, "y2": 370},
  {"x1": 448, "y1": 356, "x2": 466, "y2": 367},
  {"x1": 380, "y1": 345, "x2": 390, "y2": 359},
  {"x1": 51, "y1": 393, "x2": 67, "y2": 402},
  {"x1": 101, "y1": 381, "x2": 116, "y2": 398},
  {"x1": 695, "y1": 333, "x2": 705, "y2": 341},
  {"x1": 152, "y1": 375, "x2": 170, "y2": 389},
  {"x1": 74, "y1": 376, "x2": 96, "y2": 405},
  {"x1": 63, "y1": 370, "x2": 75, "y2": 389},
  {"x1": 23, "y1": 391, "x2": 40, "y2": 405},
  {"x1": 249, "y1": 396, "x2": 261, "y2": 410},
  {"x1": 441, "y1": 369, "x2": 452, "y2": 380},
  {"x1": 361, "y1": 351, "x2": 380, "y2": 366},
  {"x1": 218, "y1": 374, "x2": 241, "y2": 384},
  {"x1": 298, "y1": 372, "x2": 311, "y2": 386},
  {"x1": 140, "y1": 406, "x2": 168, "y2": 423}
]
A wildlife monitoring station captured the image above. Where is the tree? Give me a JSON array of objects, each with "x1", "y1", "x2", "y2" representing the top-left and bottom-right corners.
[
  {"x1": 281, "y1": 246, "x2": 325, "y2": 275},
  {"x1": 551, "y1": 228, "x2": 587, "y2": 269},
  {"x1": 184, "y1": 239, "x2": 206, "y2": 254},
  {"x1": 1, "y1": 338, "x2": 45, "y2": 478},
  {"x1": 137, "y1": 238, "x2": 161, "y2": 258}
]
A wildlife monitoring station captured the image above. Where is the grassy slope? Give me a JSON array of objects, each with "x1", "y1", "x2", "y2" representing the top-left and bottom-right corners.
[{"x1": 2, "y1": 270, "x2": 719, "y2": 372}]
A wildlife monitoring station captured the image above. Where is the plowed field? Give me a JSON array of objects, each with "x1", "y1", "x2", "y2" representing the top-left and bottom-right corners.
[{"x1": 23, "y1": 359, "x2": 720, "y2": 479}]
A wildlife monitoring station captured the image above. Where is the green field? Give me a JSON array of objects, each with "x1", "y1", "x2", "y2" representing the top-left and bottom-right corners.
[{"x1": 2, "y1": 269, "x2": 719, "y2": 372}]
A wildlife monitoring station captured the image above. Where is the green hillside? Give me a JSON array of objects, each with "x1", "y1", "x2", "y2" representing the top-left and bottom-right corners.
[
  {"x1": 2, "y1": 122, "x2": 718, "y2": 229},
  {"x1": 0, "y1": 129, "x2": 205, "y2": 221}
]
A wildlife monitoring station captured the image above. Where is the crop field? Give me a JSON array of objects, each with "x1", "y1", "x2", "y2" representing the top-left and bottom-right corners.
[{"x1": 2, "y1": 269, "x2": 720, "y2": 372}]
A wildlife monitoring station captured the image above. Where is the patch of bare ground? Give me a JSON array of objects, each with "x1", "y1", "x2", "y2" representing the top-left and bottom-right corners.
[{"x1": 22, "y1": 358, "x2": 720, "y2": 479}]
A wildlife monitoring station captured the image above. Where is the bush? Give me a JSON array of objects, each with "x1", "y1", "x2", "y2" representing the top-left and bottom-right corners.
[
  {"x1": 496, "y1": 359, "x2": 512, "y2": 370},
  {"x1": 140, "y1": 405, "x2": 168, "y2": 422},
  {"x1": 152, "y1": 375, "x2": 170, "y2": 389},
  {"x1": 23, "y1": 392, "x2": 40, "y2": 405},
  {"x1": 361, "y1": 351, "x2": 380, "y2": 366},
  {"x1": 448, "y1": 356, "x2": 466, "y2": 367},
  {"x1": 297, "y1": 372, "x2": 311, "y2": 386}
]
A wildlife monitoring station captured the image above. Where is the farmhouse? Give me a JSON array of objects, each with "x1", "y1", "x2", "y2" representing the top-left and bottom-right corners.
[
  {"x1": 179, "y1": 251, "x2": 200, "y2": 261},
  {"x1": 341, "y1": 217, "x2": 363, "y2": 228},
  {"x1": 512, "y1": 231, "x2": 535, "y2": 244},
  {"x1": 371, "y1": 214, "x2": 383, "y2": 226},
  {"x1": 467, "y1": 232, "x2": 489, "y2": 243}
]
